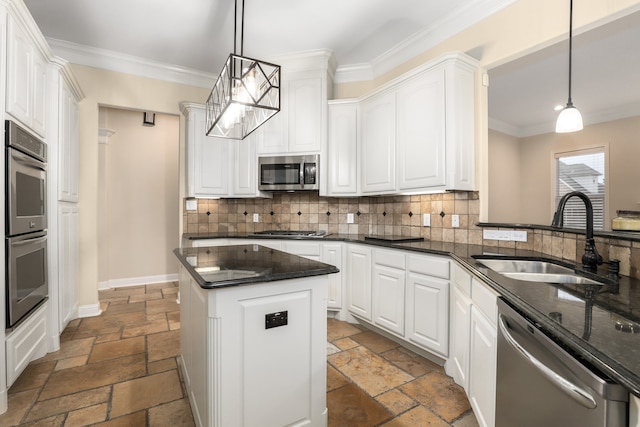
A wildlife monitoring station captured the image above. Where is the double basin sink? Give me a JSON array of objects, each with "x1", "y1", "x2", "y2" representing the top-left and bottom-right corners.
[{"x1": 473, "y1": 257, "x2": 604, "y2": 286}]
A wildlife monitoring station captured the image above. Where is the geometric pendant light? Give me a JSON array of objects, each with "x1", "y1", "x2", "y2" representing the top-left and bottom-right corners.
[
  {"x1": 205, "y1": 0, "x2": 281, "y2": 140},
  {"x1": 555, "y1": 0, "x2": 583, "y2": 133}
]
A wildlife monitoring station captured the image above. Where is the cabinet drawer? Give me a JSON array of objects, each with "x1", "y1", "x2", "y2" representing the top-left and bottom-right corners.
[
  {"x1": 408, "y1": 254, "x2": 450, "y2": 279},
  {"x1": 471, "y1": 278, "x2": 498, "y2": 324},
  {"x1": 453, "y1": 263, "x2": 472, "y2": 296},
  {"x1": 283, "y1": 242, "x2": 321, "y2": 257},
  {"x1": 374, "y1": 248, "x2": 405, "y2": 269}
]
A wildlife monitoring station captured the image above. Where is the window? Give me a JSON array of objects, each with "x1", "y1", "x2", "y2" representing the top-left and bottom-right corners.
[{"x1": 554, "y1": 148, "x2": 605, "y2": 230}]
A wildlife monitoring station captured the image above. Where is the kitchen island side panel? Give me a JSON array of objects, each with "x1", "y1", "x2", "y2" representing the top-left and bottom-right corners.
[{"x1": 181, "y1": 268, "x2": 328, "y2": 427}]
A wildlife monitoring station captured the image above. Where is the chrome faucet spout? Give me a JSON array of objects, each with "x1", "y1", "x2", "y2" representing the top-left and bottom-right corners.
[{"x1": 551, "y1": 191, "x2": 603, "y2": 271}]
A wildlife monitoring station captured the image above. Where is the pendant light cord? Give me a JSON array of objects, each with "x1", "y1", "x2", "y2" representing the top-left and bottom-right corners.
[
  {"x1": 567, "y1": 0, "x2": 574, "y2": 107},
  {"x1": 232, "y1": 0, "x2": 245, "y2": 56}
]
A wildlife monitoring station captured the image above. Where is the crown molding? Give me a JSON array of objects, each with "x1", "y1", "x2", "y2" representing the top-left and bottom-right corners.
[
  {"x1": 46, "y1": 38, "x2": 216, "y2": 88},
  {"x1": 335, "y1": 0, "x2": 517, "y2": 83}
]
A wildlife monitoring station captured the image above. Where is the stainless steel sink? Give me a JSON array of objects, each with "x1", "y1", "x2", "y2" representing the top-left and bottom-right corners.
[{"x1": 475, "y1": 258, "x2": 603, "y2": 286}]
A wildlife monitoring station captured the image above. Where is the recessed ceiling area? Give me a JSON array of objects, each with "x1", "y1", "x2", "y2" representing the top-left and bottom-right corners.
[{"x1": 488, "y1": 9, "x2": 640, "y2": 137}]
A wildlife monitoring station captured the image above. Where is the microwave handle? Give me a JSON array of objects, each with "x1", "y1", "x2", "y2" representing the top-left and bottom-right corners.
[{"x1": 300, "y1": 161, "x2": 305, "y2": 187}]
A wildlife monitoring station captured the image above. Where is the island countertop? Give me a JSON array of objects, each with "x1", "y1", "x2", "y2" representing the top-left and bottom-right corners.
[{"x1": 174, "y1": 244, "x2": 339, "y2": 289}]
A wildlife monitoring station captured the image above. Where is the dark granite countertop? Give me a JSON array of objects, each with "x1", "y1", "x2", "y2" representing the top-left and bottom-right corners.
[
  {"x1": 182, "y1": 232, "x2": 640, "y2": 397},
  {"x1": 174, "y1": 244, "x2": 339, "y2": 289}
]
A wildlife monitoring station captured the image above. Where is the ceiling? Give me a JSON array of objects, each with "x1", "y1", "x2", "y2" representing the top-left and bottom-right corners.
[
  {"x1": 488, "y1": 8, "x2": 640, "y2": 137},
  {"x1": 23, "y1": 0, "x2": 497, "y2": 80},
  {"x1": 22, "y1": 0, "x2": 640, "y2": 136}
]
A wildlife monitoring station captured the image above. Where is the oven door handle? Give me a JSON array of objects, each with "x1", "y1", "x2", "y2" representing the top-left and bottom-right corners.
[
  {"x1": 498, "y1": 314, "x2": 597, "y2": 409},
  {"x1": 12, "y1": 235, "x2": 47, "y2": 247},
  {"x1": 10, "y1": 148, "x2": 46, "y2": 170}
]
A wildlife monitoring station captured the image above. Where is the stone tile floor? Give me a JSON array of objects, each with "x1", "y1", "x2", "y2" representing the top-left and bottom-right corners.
[{"x1": 0, "y1": 282, "x2": 478, "y2": 426}]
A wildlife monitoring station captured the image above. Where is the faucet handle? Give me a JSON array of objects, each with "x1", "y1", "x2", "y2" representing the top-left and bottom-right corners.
[{"x1": 606, "y1": 259, "x2": 620, "y2": 277}]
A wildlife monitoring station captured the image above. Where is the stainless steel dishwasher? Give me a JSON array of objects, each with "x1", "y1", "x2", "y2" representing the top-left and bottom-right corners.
[{"x1": 496, "y1": 298, "x2": 628, "y2": 427}]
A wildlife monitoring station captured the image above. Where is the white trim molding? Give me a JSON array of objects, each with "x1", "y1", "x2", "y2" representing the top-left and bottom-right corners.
[
  {"x1": 98, "y1": 273, "x2": 180, "y2": 291},
  {"x1": 78, "y1": 304, "x2": 102, "y2": 319}
]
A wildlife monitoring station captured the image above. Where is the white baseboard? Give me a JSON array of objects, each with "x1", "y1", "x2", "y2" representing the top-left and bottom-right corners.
[
  {"x1": 78, "y1": 303, "x2": 102, "y2": 318},
  {"x1": 98, "y1": 273, "x2": 179, "y2": 291}
]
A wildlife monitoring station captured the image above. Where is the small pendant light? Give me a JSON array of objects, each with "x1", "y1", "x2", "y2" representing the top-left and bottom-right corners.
[{"x1": 556, "y1": 0, "x2": 583, "y2": 133}]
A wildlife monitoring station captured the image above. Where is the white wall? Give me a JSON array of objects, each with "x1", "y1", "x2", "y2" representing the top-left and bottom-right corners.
[
  {"x1": 489, "y1": 115, "x2": 640, "y2": 226},
  {"x1": 98, "y1": 108, "x2": 180, "y2": 287}
]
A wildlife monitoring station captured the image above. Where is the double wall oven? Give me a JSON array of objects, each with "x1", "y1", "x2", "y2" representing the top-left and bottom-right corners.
[{"x1": 5, "y1": 120, "x2": 48, "y2": 329}]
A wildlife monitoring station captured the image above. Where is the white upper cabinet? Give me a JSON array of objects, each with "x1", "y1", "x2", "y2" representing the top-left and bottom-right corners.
[
  {"x1": 354, "y1": 52, "x2": 478, "y2": 196},
  {"x1": 360, "y1": 91, "x2": 397, "y2": 194},
  {"x1": 6, "y1": 13, "x2": 48, "y2": 137},
  {"x1": 257, "y1": 51, "x2": 333, "y2": 155},
  {"x1": 324, "y1": 100, "x2": 359, "y2": 196},
  {"x1": 397, "y1": 67, "x2": 446, "y2": 190},
  {"x1": 182, "y1": 103, "x2": 269, "y2": 199},
  {"x1": 57, "y1": 75, "x2": 80, "y2": 202}
]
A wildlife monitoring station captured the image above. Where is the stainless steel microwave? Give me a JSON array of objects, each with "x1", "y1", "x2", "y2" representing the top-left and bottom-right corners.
[{"x1": 258, "y1": 155, "x2": 319, "y2": 191}]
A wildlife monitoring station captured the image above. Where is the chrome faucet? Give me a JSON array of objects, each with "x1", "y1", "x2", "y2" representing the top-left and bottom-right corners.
[{"x1": 551, "y1": 191, "x2": 603, "y2": 271}]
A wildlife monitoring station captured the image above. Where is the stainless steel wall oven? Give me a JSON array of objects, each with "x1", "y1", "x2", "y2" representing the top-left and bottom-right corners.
[{"x1": 5, "y1": 120, "x2": 48, "y2": 329}]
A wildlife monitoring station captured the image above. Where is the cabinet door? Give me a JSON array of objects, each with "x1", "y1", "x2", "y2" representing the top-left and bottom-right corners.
[
  {"x1": 469, "y1": 306, "x2": 497, "y2": 427},
  {"x1": 59, "y1": 82, "x2": 80, "y2": 202},
  {"x1": 288, "y1": 76, "x2": 323, "y2": 153},
  {"x1": 6, "y1": 16, "x2": 32, "y2": 127},
  {"x1": 360, "y1": 91, "x2": 396, "y2": 194},
  {"x1": 322, "y1": 243, "x2": 343, "y2": 310},
  {"x1": 282, "y1": 241, "x2": 321, "y2": 260},
  {"x1": 449, "y1": 284, "x2": 472, "y2": 390},
  {"x1": 405, "y1": 273, "x2": 449, "y2": 356},
  {"x1": 232, "y1": 136, "x2": 258, "y2": 196},
  {"x1": 397, "y1": 68, "x2": 446, "y2": 190},
  {"x1": 372, "y1": 264, "x2": 405, "y2": 335},
  {"x1": 347, "y1": 245, "x2": 372, "y2": 320},
  {"x1": 326, "y1": 102, "x2": 358, "y2": 196},
  {"x1": 31, "y1": 51, "x2": 48, "y2": 136},
  {"x1": 58, "y1": 204, "x2": 79, "y2": 331},
  {"x1": 256, "y1": 109, "x2": 287, "y2": 154},
  {"x1": 185, "y1": 106, "x2": 230, "y2": 197}
]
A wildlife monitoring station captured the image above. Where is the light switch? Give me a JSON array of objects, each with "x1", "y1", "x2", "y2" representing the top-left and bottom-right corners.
[
  {"x1": 423, "y1": 213, "x2": 431, "y2": 227},
  {"x1": 347, "y1": 213, "x2": 354, "y2": 224},
  {"x1": 452, "y1": 214, "x2": 460, "y2": 228}
]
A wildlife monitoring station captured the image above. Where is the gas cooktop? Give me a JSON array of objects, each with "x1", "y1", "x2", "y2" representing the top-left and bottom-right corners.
[{"x1": 249, "y1": 230, "x2": 328, "y2": 238}]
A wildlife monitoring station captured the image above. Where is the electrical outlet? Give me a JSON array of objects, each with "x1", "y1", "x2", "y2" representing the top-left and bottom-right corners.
[
  {"x1": 253, "y1": 213, "x2": 259, "y2": 223},
  {"x1": 186, "y1": 199, "x2": 197, "y2": 211},
  {"x1": 423, "y1": 213, "x2": 431, "y2": 227},
  {"x1": 451, "y1": 214, "x2": 460, "y2": 228},
  {"x1": 347, "y1": 213, "x2": 354, "y2": 224}
]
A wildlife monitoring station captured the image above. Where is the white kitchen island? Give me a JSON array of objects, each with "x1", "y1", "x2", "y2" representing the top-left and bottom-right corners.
[{"x1": 175, "y1": 244, "x2": 338, "y2": 427}]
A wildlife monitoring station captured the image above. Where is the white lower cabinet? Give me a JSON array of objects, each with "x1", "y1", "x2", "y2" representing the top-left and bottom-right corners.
[
  {"x1": 372, "y1": 249, "x2": 406, "y2": 336},
  {"x1": 468, "y1": 303, "x2": 497, "y2": 427},
  {"x1": 347, "y1": 244, "x2": 372, "y2": 321},
  {"x1": 447, "y1": 264, "x2": 498, "y2": 427},
  {"x1": 348, "y1": 246, "x2": 452, "y2": 357},
  {"x1": 5, "y1": 302, "x2": 49, "y2": 386},
  {"x1": 322, "y1": 243, "x2": 344, "y2": 310},
  {"x1": 405, "y1": 272, "x2": 449, "y2": 357}
]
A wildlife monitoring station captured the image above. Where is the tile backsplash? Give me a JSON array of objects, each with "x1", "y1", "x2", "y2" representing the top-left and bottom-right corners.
[
  {"x1": 183, "y1": 191, "x2": 482, "y2": 243},
  {"x1": 183, "y1": 191, "x2": 640, "y2": 280}
]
